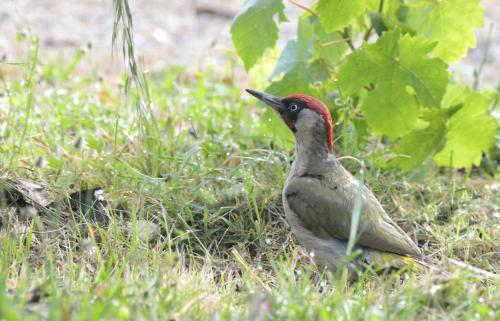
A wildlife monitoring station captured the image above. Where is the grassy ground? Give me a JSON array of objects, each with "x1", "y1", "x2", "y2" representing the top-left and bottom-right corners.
[{"x1": 0, "y1": 38, "x2": 499, "y2": 321}]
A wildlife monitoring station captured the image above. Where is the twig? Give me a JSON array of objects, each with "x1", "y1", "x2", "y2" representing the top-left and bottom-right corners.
[
  {"x1": 363, "y1": 27, "x2": 373, "y2": 42},
  {"x1": 377, "y1": 0, "x2": 385, "y2": 14},
  {"x1": 288, "y1": 0, "x2": 318, "y2": 16},
  {"x1": 447, "y1": 258, "x2": 498, "y2": 280},
  {"x1": 321, "y1": 38, "x2": 351, "y2": 47},
  {"x1": 472, "y1": 23, "x2": 493, "y2": 90},
  {"x1": 339, "y1": 28, "x2": 356, "y2": 51},
  {"x1": 363, "y1": 0, "x2": 385, "y2": 41},
  {"x1": 490, "y1": 81, "x2": 500, "y2": 111},
  {"x1": 288, "y1": 0, "x2": 356, "y2": 51}
]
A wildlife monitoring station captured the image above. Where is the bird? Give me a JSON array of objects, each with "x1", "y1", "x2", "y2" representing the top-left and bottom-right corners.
[{"x1": 246, "y1": 89, "x2": 425, "y2": 279}]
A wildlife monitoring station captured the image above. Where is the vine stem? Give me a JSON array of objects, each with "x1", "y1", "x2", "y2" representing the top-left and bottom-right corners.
[
  {"x1": 288, "y1": 0, "x2": 356, "y2": 52},
  {"x1": 288, "y1": 0, "x2": 318, "y2": 16},
  {"x1": 363, "y1": 0, "x2": 385, "y2": 41},
  {"x1": 321, "y1": 37, "x2": 351, "y2": 47},
  {"x1": 340, "y1": 28, "x2": 356, "y2": 51}
]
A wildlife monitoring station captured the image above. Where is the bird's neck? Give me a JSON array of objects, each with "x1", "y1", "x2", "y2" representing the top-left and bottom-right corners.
[{"x1": 293, "y1": 129, "x2": 330, "y2": 174}]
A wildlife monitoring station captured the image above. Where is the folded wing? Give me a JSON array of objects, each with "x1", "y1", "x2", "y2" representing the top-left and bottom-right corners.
[{"x1": 284, "y1": 173, "x2": 421, "y2": 256}]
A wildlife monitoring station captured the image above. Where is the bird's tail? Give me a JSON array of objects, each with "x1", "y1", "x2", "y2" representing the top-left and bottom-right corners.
[
  {"x1": 363, "y1": 251, "x2": 498, "y2": 280},
  {"x1": 362, "y1": 251, "x2": 429, "y2": 273}
]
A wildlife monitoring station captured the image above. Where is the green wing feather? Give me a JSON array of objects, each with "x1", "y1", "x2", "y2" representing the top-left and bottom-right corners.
[{"x1": 285, "y1": 173, "x2": 421, "y2": 256}]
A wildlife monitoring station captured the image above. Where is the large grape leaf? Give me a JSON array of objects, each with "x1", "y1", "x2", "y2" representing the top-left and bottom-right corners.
[
  {"x1": 263, "y1": 15, "x2": 318, "y2": 144},
  {"x1": 269, "y1": 41, "x2": 304, "y2": 80},
  {"x1": 338, "y1": 30, "x2": 448, "y2": 139},
  {"x1": 317, "y1": 0, "x2": 369, "y2": 32},
  {"x1": 433, "y1": 89, "x2": 496, "y2": 168},
  {"x1": 267, "y1": 14, "x2": 318, "y2": 96},
  {"x1": 231, "y1": 0, "x2": 286, "y2": 70},
  {"x1": 390, "y1": 108, "x2": 453, "y2": 170},
  {"x1": 405, "y1": 0, "x2": 484, "y2": 63},
  {"x1": 391, "y1": 85, "x2": 496, "y2": 170},
  {"x1": 267, "y1": 63, "x2": 315, "y2": 96},
  {"x1": 269, "y1": 15, "x2": 314, "y2": 80},
  {"x1": 312, "y1": 16, "x2": 349, "y2": 62}
]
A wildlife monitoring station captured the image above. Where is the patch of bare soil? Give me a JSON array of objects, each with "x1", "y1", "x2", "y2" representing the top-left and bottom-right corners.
[{"x1": 0, "y1": 0, "x2": 498, "y2": 86}]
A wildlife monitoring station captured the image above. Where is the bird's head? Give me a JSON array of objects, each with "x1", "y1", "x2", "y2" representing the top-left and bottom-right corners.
[{"x1": 246, "y1": 89, "x2": 333, "y2": 151}]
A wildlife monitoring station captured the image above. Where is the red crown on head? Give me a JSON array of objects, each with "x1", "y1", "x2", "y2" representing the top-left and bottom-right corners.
[{"x1": 285, "y1": 94, "x2": 333, "y2": 151}]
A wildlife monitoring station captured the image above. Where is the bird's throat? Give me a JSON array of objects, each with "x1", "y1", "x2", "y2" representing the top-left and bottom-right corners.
[{"x1": 294, "y1": 130, "x2": 330, "y2": 172}]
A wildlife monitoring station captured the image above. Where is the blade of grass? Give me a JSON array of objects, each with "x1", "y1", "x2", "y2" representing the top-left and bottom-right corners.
[
  {"x1": 335, "y1": 156, "x2": 365, "y2": 256},
  {"x1": 112, "y1": 0, "x2": 164, "y2": 176},
  {"x1": 8, "y1": 36, "x2": 38, "y2": 168}
]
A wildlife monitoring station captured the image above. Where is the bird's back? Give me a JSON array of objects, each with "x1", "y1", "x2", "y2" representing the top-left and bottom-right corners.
[{"x1": 284, "y1": 154, "x2": 421, "y2": 256}]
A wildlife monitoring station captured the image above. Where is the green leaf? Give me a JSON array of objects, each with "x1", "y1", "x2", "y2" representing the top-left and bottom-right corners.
[
  {"x1": 434, "y1": 89, "x2": 496, "y2": 168},
  {"x1": 391, "y1": 85, "x2": 496, "y2": 170},
  {"x1": 391, "y1": 111, "x2": 447, "y2": 170},
  {"x1": 405, "y1": 0, "x2": 484, "y2": 63},
  {"x1": 368, "y1": 12, "x2": 388, "y2": 36},
  {"x1": 231, "y1": 0, "x2": 286, "y2": 70},
  {"x1": 268, "y1": 14, "x2": 316, "y2": 96},
  {"x1": 312, "y1": 17, "x2": 349, "y2": 62},
  {"x1": 309, "y1": 59, "x2": 331, "y2": 83},
  {"x1": 269, "y1": 40, "x2": 304, "y2": 80},
  {"x1": 269, "y1": 15, "x2": 313, "y2": 80},
  {"x1": 267, "y1": 63, "x2": 314, "y2": 96},
  {"x1": 317, "y1": 0, "x2": 368, "y2": 32},
  {"x1": 338, "y1": 30, "x2": 448, "y2": 138}
]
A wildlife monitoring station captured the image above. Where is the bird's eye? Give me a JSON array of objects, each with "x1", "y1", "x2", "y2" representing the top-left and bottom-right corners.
[{"x1": 289, "y1": 103, "x2": 298, "y2": 112}]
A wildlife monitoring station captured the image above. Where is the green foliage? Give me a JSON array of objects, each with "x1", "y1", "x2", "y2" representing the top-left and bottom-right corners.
[
  {"x1": 230, "y1": 0, "x2": 286, "y2": 70},
  {"x1": 390, "y1": 109, "x2": 448, "y2": 170},
  {"x1": 317, "y1": 0, "x2": 371, "y2": 32},
  {"x1": 433, "y1": 86, "x2": 497, "y2": 168},
  {"x1": 338, "y1": 30, "x2": 448, "y2": 138},
  {"x1": 0, "y1": 6, "x2": 498, "y2": 321},
  {"x1": 1, "y1": 55, "x2": 498, "y2": 321},
  {"x1": 390, "y1": 85, "x2": 497, "y2": 169},
  {"x1": 268, "y1": 15, "x2": 316, "y2": 95},
  {"x1": 404, "y1": 0, "x2": 484, "y2": 63},
  {"x1": 231, "y1": 0, "x2": 497, "y2": 170}
]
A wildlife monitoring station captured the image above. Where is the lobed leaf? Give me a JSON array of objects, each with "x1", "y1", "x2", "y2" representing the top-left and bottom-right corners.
[
  {"x1": 312, "y1": 16, "x2": 349, "y2": 62},
  {"x1": 405, "y1": 0, "x2": 484, "y2": 63},
  {"x1": 231, "y1": 0, "x2": 286, "y2": 70},
  {"x1": 392, "y1": 85, "x2": 497, "y2": 170},
  {"x1": 269, "y1": 14, "x2": 348, "y2": 96},
  {"x1": 317, "y1": 0, "x2": 370, "y2": 32},
  {"x1": 390, "y1": 109, "x2": 448, "y2": 170},
  {"x1": 269, "y1": 15, "x2": 314, "y2": 81},
  {"x1": 268, "y1": 15, "x2": 317, "y2": 96},
  {"x1": 433, "y1": 88, "x2": 496, "y2": 168},
  {"x1": 338, "y1": 30, "x2": 448, "y2": 138}
]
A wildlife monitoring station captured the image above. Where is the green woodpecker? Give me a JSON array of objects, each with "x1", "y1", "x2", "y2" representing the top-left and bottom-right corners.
[{"x1": 246, "y1": 89, "x2": 424, "y2": 278}]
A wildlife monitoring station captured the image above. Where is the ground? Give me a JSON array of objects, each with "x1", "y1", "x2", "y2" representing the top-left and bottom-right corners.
[
  {"x1": 0, "y1": 1, "x2": 499, "y2": 320},
  {"x1": 1, "y1": 0, "x2": 499, "y2": 85}
]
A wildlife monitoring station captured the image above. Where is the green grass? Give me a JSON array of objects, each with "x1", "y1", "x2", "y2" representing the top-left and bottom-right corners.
[{"x1": 0, "y1": 38, "x2": 498, "y2": 321}]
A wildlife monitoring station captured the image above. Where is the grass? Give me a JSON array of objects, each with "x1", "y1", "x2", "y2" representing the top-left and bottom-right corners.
[{"x1": 0, "y1": 36, "x2": 499, "y2": 321}]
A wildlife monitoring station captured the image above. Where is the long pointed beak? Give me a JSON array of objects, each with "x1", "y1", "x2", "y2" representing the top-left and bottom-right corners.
[{"x1": 245, "y1": 89, "x2": 285, "y2": 112}]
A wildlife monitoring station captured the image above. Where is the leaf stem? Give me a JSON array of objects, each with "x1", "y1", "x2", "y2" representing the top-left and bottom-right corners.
[
  {"x1": 363, "y1": 27, "x2": 373, "y2": 42},
  {"x1": 288, "y1": 0, "x2": 356, "y2": 51},
  {"x1": 321, "y1": 37, "x2": 351, "y2": 47},
  {"x1": 378, "y1": 0, "x2": 385, "y2": 13},
  {"x1": 288, "y1": 0, "x2": 318, "y2": 16},
  {"x1": 472, "y1": 23, "x2": 493, "y2": 90},
  {"x1": 363, "y1": 0, "x2": 385, "y2": 41},
  {"x1": 339, "y1": 28, "x2": 356, "y2": 51}
]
